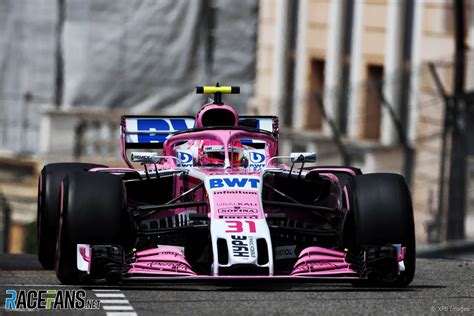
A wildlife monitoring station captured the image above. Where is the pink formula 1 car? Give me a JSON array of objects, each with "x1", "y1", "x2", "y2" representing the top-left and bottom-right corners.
[{"x1": 37, "y1": 86, "x2": 415, "y2": 286}]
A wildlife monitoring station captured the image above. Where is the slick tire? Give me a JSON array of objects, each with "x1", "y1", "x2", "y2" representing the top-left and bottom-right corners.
[
  {"x1": 349, "y1": 173, "x2": 416, "y2": 287},
  {"x1": 37, "y1": 163, "x2": 106, "y2": 270},
  {"x1": 55, "y1": 171, "x2": 126, "y2": 284}
]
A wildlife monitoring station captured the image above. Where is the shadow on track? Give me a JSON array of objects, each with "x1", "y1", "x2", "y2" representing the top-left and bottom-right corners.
[{"x1": 0, "y1": 254, "x2": 43, "y2": 270}]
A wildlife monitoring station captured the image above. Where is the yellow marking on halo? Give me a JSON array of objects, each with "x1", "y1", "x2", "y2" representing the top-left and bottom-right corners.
[{"x1": 202, "y1": 86, "x2": 233, "y2": 94}]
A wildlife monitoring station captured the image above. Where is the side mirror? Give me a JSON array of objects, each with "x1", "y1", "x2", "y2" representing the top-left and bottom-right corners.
[
  {"x1": 131, "y1": 152, "x2": 160, "y2": 164},
  {"x1": 290, "y1": 152, "x2": 317, "y2": 163}
]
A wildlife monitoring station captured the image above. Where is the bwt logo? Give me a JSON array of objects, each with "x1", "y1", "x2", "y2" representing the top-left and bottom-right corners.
[
  {"x1": 209, "y1": 177, "x2": 260, "y2": 189},
  {"x1": 248, "y1": 151, "x2": 266, "y2": 171},
  {"x1": 249, "y1": 152, "x2": 265, "y2": 164},
  {"x1": 177, "y1": 151, "x2": 193, "y2": 165}
]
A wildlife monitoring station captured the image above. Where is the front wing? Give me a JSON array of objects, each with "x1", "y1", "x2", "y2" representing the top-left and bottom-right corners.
[{"x1": 77, "y1": 244, "x2": 406, "y2": 284}]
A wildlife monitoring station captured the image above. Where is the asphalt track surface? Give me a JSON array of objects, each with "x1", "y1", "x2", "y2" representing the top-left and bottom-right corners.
[{"x1": 0, "y1": 254, "x2": 472, "y2": 315}]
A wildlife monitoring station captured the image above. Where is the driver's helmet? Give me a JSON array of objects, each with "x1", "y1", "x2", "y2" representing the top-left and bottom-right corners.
[{"x1": 199, "y1": 140, "x2": 244, "y2": 166}]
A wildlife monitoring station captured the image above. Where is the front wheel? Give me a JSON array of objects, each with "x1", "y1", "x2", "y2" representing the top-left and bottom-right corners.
[
  {"x1": 37, "y1": 163, "x2": 106, "y2": 269},
  {"x1": 55, "y1": 171, "x2": 127, "y2": 284},
  {"x1": 347, "y1": 173, "x2": 415, "y2": 287}
]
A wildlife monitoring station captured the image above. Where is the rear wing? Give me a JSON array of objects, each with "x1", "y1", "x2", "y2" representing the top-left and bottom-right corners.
[
  {"x1": 239, "y1": 116, "x2": 279, "y2": 138},
  {"x1": 121, "y1": 116, "x2": 196, "y2": 150},
  {"x1": 121, "y1": 115, "x2": 279, "y2": 165}
]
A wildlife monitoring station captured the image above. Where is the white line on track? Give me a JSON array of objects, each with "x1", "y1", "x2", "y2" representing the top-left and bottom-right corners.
[
  {"x1": 93, "y1": 289, "x2": 121, "y2": 292},
  {"x1": 92, "y1": 288, "x2": 137, "y2": 316},
  {"x1": 95, "y1": 293, "x2": 125, "y2": 298},
  {"x1": 103, "y1": 306, "x2": 134, "y2": 311},
  {"x1": 99, "y1": 299, "x2": 130, "y2": 304}
]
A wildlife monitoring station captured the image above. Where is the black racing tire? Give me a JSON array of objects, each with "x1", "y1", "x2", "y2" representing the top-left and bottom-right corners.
[
  {"x1": 55, "y1": 171, "x2": 127, "y2": 284},
  {"x1": 348, "y1": 173, "x2": 415, "y2": 287},
  {"x1": 37, "y1": 163, "x2": 106, "y2": 269}
]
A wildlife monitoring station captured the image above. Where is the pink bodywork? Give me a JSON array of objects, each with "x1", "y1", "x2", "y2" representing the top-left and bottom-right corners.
[
  {"x1": 128, "y1": 247, "x2": 196, "y2": 276},
  {"x1": 126, "y1": 246, "x2": 357, "y2": 278},
  {"x1": 125, "y1": 246, "x2": 358, "y2": 278},
  {"x1": 291, "y1": 247, "x2": 357, "y2": 276}
]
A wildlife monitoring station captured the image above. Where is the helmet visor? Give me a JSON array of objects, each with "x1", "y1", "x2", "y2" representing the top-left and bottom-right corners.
[{"x1": 203, "y1": 145, "x2": 243, "y2": 165}]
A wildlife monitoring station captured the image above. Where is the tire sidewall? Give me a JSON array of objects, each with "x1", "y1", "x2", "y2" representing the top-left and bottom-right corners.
[
  {"x1": 37, "y1": 163, "x2": 106, "y2": 270},
  {"x1": 55, "y1": 171, "x2": 127, "y2": 284},
  {"x1": 348, "y1": 173, "x2": 416, "y2": 286}
]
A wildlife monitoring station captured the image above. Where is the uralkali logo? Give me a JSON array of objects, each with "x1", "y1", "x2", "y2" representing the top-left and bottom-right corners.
[
  {"x1": 212, "y1": 188, "x2": 263, "y2": 219},
  {"x1": 209, "y1": 177, "x2": 260, "y2": 190}
]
